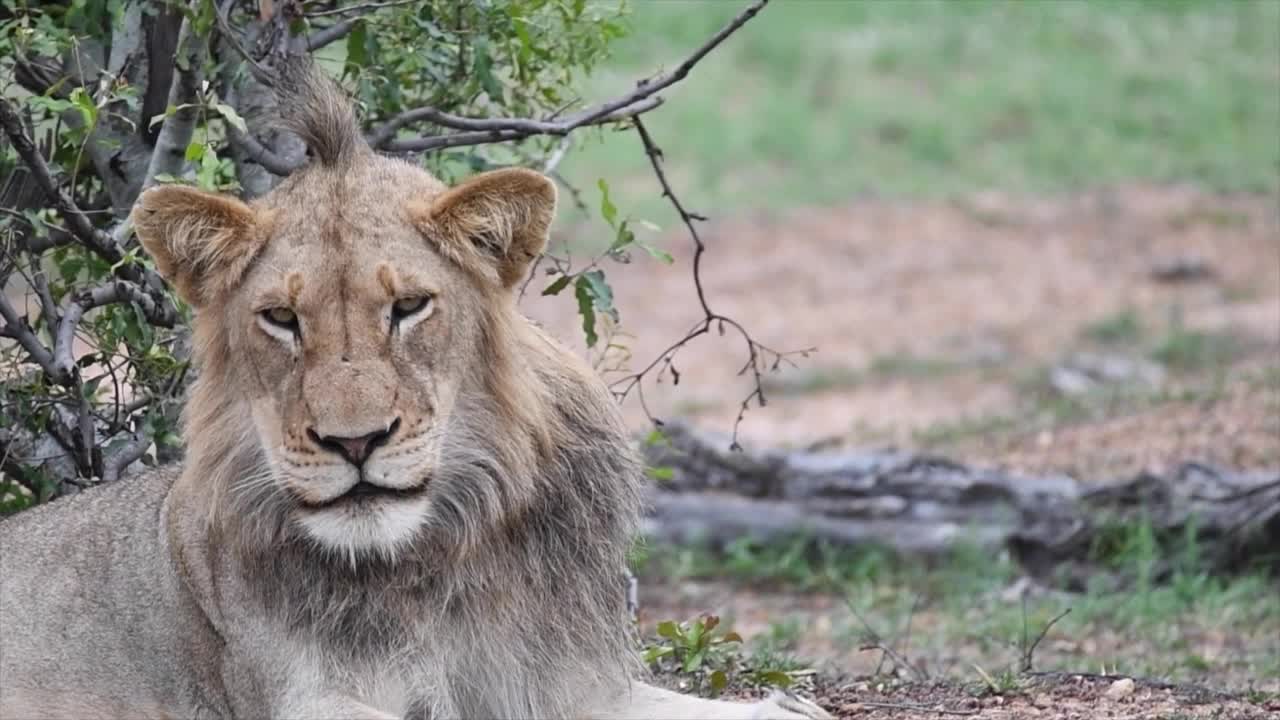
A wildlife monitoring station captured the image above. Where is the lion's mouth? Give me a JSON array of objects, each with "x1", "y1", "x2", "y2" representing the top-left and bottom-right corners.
[{"x1": 300, "y1": 480, "x2": 428, "y2": 509}]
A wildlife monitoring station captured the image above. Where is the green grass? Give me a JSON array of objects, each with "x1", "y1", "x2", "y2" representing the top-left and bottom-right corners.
[
  {"x1": 559, "y1": 0, "x2": 1280, "y2": 225},
  {"x1": 637, "y1": 521, "x2": 1280, "y2": 689},
  {"x1": 1082, "y1": 309, "x2": 1146, "y2": 346}
]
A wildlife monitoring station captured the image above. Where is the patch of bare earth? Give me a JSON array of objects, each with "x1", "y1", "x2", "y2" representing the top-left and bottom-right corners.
[
  {"x1": 799, "y1": 674, "x2": 1279, "y2": 719},
  {"x1": 522, "y1": 184, "x2": 1279, "y2": 466}
]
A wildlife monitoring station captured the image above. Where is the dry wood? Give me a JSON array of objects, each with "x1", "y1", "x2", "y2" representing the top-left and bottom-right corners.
[{"x1": 641, "y1": 422, "x2": 1280, "y2": 583}]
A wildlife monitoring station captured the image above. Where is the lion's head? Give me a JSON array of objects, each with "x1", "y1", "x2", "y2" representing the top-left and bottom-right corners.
[{"x1": 131, "y1": 63, "x2": 636, "y2": 571}]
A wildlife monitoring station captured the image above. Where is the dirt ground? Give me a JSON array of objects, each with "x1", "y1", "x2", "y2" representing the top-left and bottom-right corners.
[
  {"x1": 526, "y1": 184, "x2": 1280, "y2": 718},
  {"x1": 801, "y1": 674, "x2": 1279, "y2": 719},
  {"x1": 523, "y1": 184, "x2": 1279, "y2": 474},
  {"x1": 700, "y1": 675, "x2": 1280, "y2": 719}
]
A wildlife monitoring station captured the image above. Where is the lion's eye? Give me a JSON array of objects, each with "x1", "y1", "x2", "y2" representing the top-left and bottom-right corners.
[
  {"x1": 391, "y1": 296, "x2": 432, "y2": 324},
  {"x1": 261, "y1": 307, "x2": 299, "y2": 331}
]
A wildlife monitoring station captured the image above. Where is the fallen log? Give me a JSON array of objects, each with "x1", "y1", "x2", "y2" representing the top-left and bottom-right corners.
[{"x1": 640, "y1": 422, "x2": 1280, "y2": 587}]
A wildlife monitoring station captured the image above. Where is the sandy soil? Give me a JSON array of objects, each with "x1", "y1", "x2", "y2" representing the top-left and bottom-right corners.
[
  {"x1": 798, "y1": 673, "x2": 1280, "y2": 719},
  {"x1": 522, "y1": 184, "x2": 1279, "y2": 474}
]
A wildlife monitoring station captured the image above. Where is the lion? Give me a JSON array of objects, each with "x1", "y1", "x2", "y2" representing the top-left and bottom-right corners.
[{"x1": 0, "y1": 60, "x2": 832, "y2": 720}]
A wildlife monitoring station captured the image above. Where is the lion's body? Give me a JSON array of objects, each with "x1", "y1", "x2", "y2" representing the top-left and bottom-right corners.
[
  {"x1": 1, "y1": 327, "x2": 644, "y2": 719},
  {"x1": 0, "y1": 60, "x2": 829, "y2": 720},
  {"x1": 0, "y1": 469, "x2": 200, "y2": 713}
]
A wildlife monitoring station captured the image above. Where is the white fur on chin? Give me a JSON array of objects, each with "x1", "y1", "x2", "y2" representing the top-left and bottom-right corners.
[{"x1": 297, "y1": 495, "x2": 429, "y2": 564}]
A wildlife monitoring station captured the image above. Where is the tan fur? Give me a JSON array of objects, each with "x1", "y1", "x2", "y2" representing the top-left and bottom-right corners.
[{"x1": 0, "y1": 59, "x2": 829, "y2": 720}]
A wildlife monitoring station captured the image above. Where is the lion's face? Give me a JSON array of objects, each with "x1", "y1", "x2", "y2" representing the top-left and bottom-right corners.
[
  {"x1": 133, "y1": 157, "x2": 556, "y2": 557},
  {"x1": 234, "y1": 188, "x2": 476, "y2": 555}
]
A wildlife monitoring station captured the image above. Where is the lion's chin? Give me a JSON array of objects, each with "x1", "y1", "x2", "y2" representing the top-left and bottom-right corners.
[{"x1": 295, "y1": 493, "x2": 429, "y2": 560}]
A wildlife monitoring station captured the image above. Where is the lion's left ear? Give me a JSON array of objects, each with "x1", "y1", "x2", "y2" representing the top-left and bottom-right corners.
[
  {"x1": 417, "y1": 167, "x2": 556, "y2": 289},
  {"x1": 130, "y1": 185, "x2": 270, "y2": 307}
]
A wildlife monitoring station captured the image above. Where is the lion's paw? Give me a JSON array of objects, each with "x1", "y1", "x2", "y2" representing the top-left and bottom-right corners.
[{"x1": 749, "y1": 690, "x2": 834, "y2": 720}]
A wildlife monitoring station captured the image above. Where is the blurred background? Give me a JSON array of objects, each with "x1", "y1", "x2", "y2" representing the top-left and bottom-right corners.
[
  {"x1": 519, "y1": 0, "x2": 1280, "y2": 708},
  {"x1": 1, "y1": 0, "x2": 1277, "y2": 715},
  {"x1": 528, "y1": 0, "x2": 1279, "y2": 460}
]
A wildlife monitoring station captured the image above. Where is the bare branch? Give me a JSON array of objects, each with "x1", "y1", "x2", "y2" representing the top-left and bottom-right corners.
[
  {"x1": 305, "y1": 18, "x2": 361, "y2": 51},
  {"x1": 304, "y1": 0, "x2": 415, "y2": 18},
  {"x1": 52, "y1": 281, "x2": 179, "y2": 384},
  {"x1": 101, "y1": 431, "x2": 152, "y2": 484},
  {"x1": 226, "y1": 123, "x2": 305, "y2": 175},
  {"x1": 368, "y1": 0, "x2": 769, "y2": 153},
  {"x1": 371, "y1": 97, "x2": 663, "y2": 152},
  {"x1": 0, "y1": 91, "x2": 178, "y2": 327},
  {"x1": 0, "y1": 98, "x2": 123, "y2": 263},
  {"x1": 0, "y1": 294, "x2": 56, "y2": 375},
  {"x1": 575, "y1": 0, "x2": 768, "y2": 128},
  {"x1": 1021, "y1": 608, "x2": 1072, "y2": 673},
  {"x1": 214, "y1": 0, "x2": 271, "y2": 80},
  {"x1": 143, "y1": 18, "x2": 208, "y2": 190}
]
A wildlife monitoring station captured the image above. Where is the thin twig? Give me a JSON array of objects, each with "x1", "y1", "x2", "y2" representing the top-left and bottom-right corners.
[
  {"x1": 214, "y1": 0, "x2": 271, "y2": 79},
  {"x1": 371, "y1": 0, "x2": 767, "y2": 152},
  {"x1": 1021, "y1": 608, "x2": 1071, "y2": 673},
  {"x1": 306, "y1": 17, "x2": 361, "y2": 51},
  {"x1": 854, "y1": 700, "x2": 979, "y2": 717},
  {"x1": 0, "y1": 98, "x2": 122, "y2": 263},
  {"x1": 609, "y1": 116, "x2": 811, "y2": 448},
  {"x1": 0, "y1": 96, "x2": 176, "y2": 318},
  {"x1": 50, "y1": 281, "x2": 178, "y2": 383},
  {"x1": 372, "y1": 96, "x2": 663, "y2": 153},
  {"x1": 0, "y1": 294, "x2": 56, "y2": 374},
  {"x1": 844, "y1": 598, "x2": 927, "y2": 681}
]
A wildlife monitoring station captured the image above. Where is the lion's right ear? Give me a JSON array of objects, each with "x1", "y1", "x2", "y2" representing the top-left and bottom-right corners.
[{"x1": 130, "y1": 186, "x2": 269, "y2": 306}]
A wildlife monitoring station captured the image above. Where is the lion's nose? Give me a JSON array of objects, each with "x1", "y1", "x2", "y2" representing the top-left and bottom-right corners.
[{"x1": 307, "y1": 418, "x2": 400, "y2": 467}]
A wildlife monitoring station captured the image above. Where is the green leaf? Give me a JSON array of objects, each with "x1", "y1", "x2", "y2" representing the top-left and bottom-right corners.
[
  {"x1": 608, "y1": 222, "x2": 635, "y2": 255},
  {"x1": 149, "y1": 103, "x2": 192, "y2": 130},
  {"x1": 687, "y1": 620, "x2": 705, "y2": 649},
  {"x1": 656, "y1": 621, "x2": 679, "y2": 639},
  {"x1": 57, "y1": 256, "x2": 85, "y2": 284},
  {"x1": 472, "y1": 38, "x2": 504, "y2": 103},
  {"x1": 709, "y1": 670, "x2": 728, "y2": 694},
  {"x1": 642, "y1": 645, "x2": 672, "y2": 665},
  {"x1": 645, "y1": 466, "x2": 674, "y2": 482},
  {"x1": 597, "y1": 178, "x2": 618, "y2": 227},
  {"x1": 639, "y1": 242, "x2": 675, "y2": 264},
  {"x1": 541, "y1": 274, "x2": 571, "y2": 296},
  {"x1": 574, "y1": 276, "x2": 598, "y2": 348},
  {"x1": 197, "y1": 147, "x2": 220, "y2": 190},
  {"x1": 642, "y1": 428, "x2": 668, "y2": 447},
  {"x1": 69, "y1": 87, "x2": 97, "y2": 128},
  {"x1": 755, "y1": 671, "x2": 793, "y2": 689},
  {"x1": 213, "y1": 103, "x2": 248, "y2": 134},
  {"x1": 25, "y1": 96, "x2": 74, "y2": 117},
  {"x1": 346, "y1": 19, "x2": 369, "y2": 70},
  {"x1": 184, "y1": 141, "x2": 205, "y2": 163},
  {"x1": 682, "y1": 649, "x2": 705, "y2": 673},
  {"x1": 580, "y1": 269, "x2": 616, "y2": 320}
]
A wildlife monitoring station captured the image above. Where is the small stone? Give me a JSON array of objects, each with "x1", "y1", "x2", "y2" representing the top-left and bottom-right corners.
[
  {"x1": 1032, "y1": 693, "x2": 1053, "y2": 708},
  {"x1": 839, "y1": 703, "x2": 861, "y2": 715},
  {"x1": 1151, "y1": 255, "x2": 1214, "y2": 283},
  {"x1": 1104, "y1": 677, "x2": 1135, "y2": 700}
]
